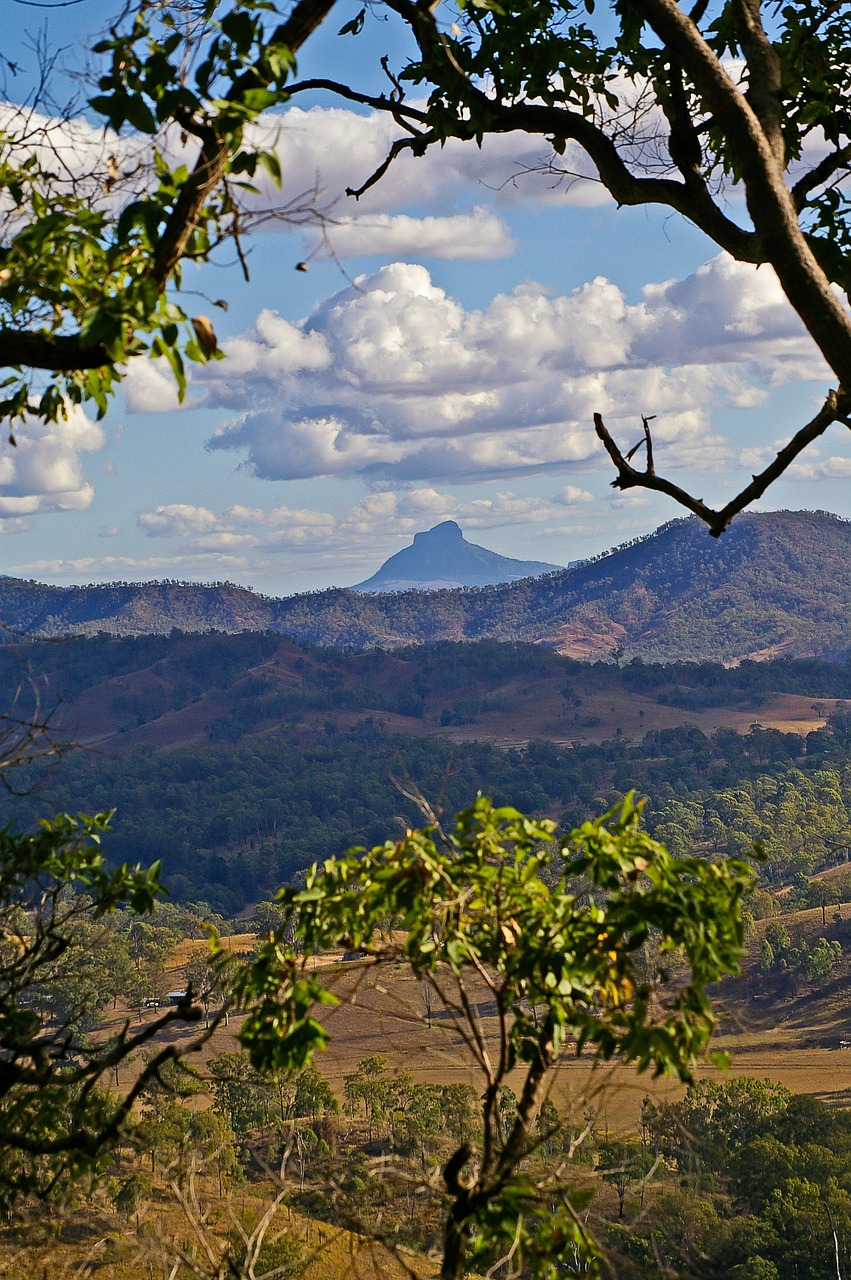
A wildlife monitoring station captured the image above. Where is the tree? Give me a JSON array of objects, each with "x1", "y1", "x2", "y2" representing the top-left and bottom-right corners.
[
  {"x1": 234, "y1": 793, "x2": 752, "y2": 1279},
  {"x1": 333, "y1": 0, "x2": 851, "y2": 532},
  {"x1": 186, "y1": 949, "x2": 230, "y2": 1027},
  {"x1": 292, "y1": 1064, "x2": 337, "y2": 1123},
  {"x1": 802, "y1": 935, "x2": 842, "y2": 984},
  {"x1": 209, "y1": 1049, "x2": 275, "y2": 1136},
  {"x1": 598, "y1": 1137, "x2": 655, "y2": 1219},
  {"x1": 803, "y1": 879, "x2": 841, "y2": 927},
  {"x1": 0, "y1": 811, "x2": 220, "y2": 1203},
  {"x1": 5, "y1": 0, "x2": 851, "y2": 531},
  {"x1": 643, "y1": 1076, "x2": 793, "y2": 1178},
  {"x1": 344, "y1": 1053, "x2": 397, "y2": 1146},
  {"x1": 0, "y1": 0, "x2": 330, "y2": 428}
]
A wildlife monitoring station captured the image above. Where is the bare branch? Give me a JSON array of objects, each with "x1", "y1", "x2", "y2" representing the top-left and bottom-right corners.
[
  {"x1": 346, "y1": 135, "x2": 430, "y2": 200},
  {"x1": 791, "y1": 143, "x2": 851, "y2": 223},
  {"x1": 594, "y1": 388, "x2": 851, "y2": 537},
  {"x1": 286, "y1": 77, "x2": 429, "y2": 127}
]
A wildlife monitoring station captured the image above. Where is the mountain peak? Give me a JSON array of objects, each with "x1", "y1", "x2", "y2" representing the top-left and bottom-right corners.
[
  {"x1": 413, "y1": 520, "x2": 463, "y2": 545},
  {"x1": 351, "y1": 521, "x2": 562, "y2": 593}
]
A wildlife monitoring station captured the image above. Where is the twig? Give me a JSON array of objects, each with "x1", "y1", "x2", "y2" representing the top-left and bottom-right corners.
[{"x1": 346, "y1": 136, "x2": 431, "y2": 199}]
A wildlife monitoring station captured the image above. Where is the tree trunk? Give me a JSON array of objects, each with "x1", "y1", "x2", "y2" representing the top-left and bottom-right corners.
[{"x1": 441, "y1": 1209, "x2": 471, "y2": 1280}]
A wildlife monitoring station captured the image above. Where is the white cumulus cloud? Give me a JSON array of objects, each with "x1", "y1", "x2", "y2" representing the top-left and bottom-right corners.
[
  {"x1": 0, "y1": 406, "x2": 106, "y2": 522},
  {"x1": 319, "y1": 209, "x2": 515, "y2": 261},
  {"x1": 185, "y1": 255, "x2": 826, "y2": 486},
  {"x1": 135, "y1": 487, "x2": 590, "y2": 565}
]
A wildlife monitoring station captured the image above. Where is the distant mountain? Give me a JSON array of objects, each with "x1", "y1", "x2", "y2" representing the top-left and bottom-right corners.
[
  {"x1": 2, "y1": 510, "x2": 851, "y2": 663},
  {"x1": 351, "y1": 520, "x2": 562, "y2": 592}
]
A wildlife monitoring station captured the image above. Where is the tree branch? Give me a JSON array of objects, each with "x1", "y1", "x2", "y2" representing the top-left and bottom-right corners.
[
  {"x1": 346, "y1": 135, "x2": 431, "y2": 199},
  {"x1": 632, "y1": 0, "x2": 851, "y2": 388},
  {"x1": 0, "y1": 329, "x2": 109, "y2": 372},
  {"x1": 594, "y1": 388, "x2": 851, "y2": 537},
  {"x1": 286, "y1": 78, "x2": 429, "y2": 126},
  {"x1": 149, "y1": 0, "x2": 341, "y2": 290},
  {"x1": 792, "y1": 145, "x2": 851, "y2": 211},
  {"x1": 731, "y1": 0, "x2": 785, "y2": 163}
]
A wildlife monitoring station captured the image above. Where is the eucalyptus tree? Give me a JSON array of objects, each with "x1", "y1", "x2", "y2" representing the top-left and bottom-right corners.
[{"x1": 233, "y1": 794, "x2": 752, "y2": 1278}]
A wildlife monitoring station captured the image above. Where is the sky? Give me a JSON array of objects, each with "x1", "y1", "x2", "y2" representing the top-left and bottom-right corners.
[{"x1": 1, "y1": 0, "x2": 849, "y2": 596}]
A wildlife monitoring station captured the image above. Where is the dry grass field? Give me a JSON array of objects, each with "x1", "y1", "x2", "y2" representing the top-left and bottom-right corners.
[
  {"x1": 11, "y1": 905, "x2": 851, "y2": 1280},
  {"x1": 439, "y1": 689, "x2": 838, "y2": 749},
  {"x1": 0, "y1": 1184, "x2": 444, "y2": 1280},
  {"x1": 127, "y1": 915, "x2": 851, "y2": 1131}
]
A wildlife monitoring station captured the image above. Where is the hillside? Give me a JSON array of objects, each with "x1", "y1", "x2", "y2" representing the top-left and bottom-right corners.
[
  {"x1": 5, "y1": 630, "x2": 851, "y2": 910},
  {"x1": 275, "y1": 510, "x2": 851, "y2": 662},
  {"x1": 351, "y1": 519, "x2": 561, "y2": 591},
  {"x1": 7, "y1": 632, "x2": 851, "y2": 756},
  {"x1": 2, "y1": 510, "x2": 851, "y2": 662}
]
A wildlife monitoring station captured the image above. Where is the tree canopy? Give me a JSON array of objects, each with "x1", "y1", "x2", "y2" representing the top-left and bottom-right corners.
[
  {"x1": 233, "y1": 793, "x2": 751, "y2": 1277},
  {"x1": 3, "y1": 0, "x2": 851, "y2": 527},
  {"x1": 0, "y1": 811, "x2": 220, "y2": 1204}
]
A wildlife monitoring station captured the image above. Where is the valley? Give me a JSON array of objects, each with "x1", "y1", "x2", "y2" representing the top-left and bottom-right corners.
[{"x1": 5, "y1": 511, "x2": 851, "y2": 1280}]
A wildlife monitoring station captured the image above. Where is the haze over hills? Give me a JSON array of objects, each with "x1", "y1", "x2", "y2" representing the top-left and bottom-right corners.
[
  {"x1": 1, "y1": 509, "x2": 850, "y2": 663},
  {"x1": 350, "y1": 519, "x2": 562, "y2": 591}
]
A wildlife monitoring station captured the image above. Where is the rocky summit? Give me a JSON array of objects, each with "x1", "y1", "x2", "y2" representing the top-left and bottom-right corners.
[{"x1": 350, "y1": 520, "x2": 562, "y2": 592}]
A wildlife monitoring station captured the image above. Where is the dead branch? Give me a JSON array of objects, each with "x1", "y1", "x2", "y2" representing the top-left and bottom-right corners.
[{"x1": 594, "y1": 388, "x2": 851, "y2": 537}]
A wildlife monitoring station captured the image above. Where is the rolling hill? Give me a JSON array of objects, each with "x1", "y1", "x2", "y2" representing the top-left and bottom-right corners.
[{"x1": 2, "y1": 510, "x2": 850, "y2": 663}]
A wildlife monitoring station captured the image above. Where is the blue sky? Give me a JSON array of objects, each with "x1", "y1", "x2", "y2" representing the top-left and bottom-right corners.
[{"x1": 1, "y1": 0, "x2": 847, "y2": 594}]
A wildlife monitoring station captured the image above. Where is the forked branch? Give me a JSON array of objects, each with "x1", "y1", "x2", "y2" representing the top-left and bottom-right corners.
[{"x1": 594, "y1": 388, "x2": 851, "y2": 537}]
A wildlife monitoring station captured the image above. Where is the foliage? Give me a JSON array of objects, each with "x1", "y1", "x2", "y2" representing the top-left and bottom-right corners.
[
  {"x1": 346, "y1": 0, "x2": 851, "y2": 526},
  {"x1": 234, "y1": 794, "x2": 751, "y2": 1277},
  {"x1": 626, "y1": 1081, "x2": 851, "y2": 1280},
  {"x1": 209, "y1": 1050, "x2": 275, "y2": 1136},
  {"x1": 0, "y1": 812, "x2": 217, "y2": 1203},
  {"x1": 1, "y1": 0, "x2": 325, "y2": 426},
  {"x1": 757, "y1": 922, "x2": 843, "y2": 987},
  {"x1": 3, "y1": 0, "x2": 851, "y2": 517}
]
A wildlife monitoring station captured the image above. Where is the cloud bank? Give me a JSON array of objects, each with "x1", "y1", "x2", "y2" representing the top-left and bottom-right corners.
[
  {"x1": 0, "y1": 101, "x2": 566, "y2": 264},
  {"x1": 136, "y1": 485, "x2": 596, "y2": 558}
]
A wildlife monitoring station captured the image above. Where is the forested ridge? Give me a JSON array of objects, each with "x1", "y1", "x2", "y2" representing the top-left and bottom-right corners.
[
  {"x1": 5, "y1": 510, "x2": 851, "y2": 662},
  {"x1": 6, "y1": 627, "x2": 851, "y2": 754},
  {"x1": 3, "y1": 629, "x2": 851, "y2": 908}
]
